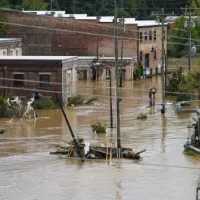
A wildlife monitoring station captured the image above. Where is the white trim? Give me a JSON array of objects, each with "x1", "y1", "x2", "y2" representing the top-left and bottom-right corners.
[
  {"x1": 12, "y1": 72, "x2": 25, "y2": 75},
  {"x1": 39, "y1": 72, "x2": 51, "y2": 75}
]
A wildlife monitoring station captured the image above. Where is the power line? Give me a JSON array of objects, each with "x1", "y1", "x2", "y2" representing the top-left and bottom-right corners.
[{"x1": 1, "y1": 8, "x2": 200, "y2": 45}]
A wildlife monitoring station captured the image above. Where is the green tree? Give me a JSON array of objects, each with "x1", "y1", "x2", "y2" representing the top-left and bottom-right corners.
[
  {"x1": 168, "y1": 16, "x2": 200, "y2": 58},
  {"x1": 0, "y1": 14, "x2": 8, "y2": 37},
  {"x1": 16, "y1": 0, "x2": 48, "y2": 10},
  {"x1": 0, "y1": 0, "x2": 11, "y2": 8},
  {"x1": 189, "y1": 0, "x2": 200, "y2": 15}
]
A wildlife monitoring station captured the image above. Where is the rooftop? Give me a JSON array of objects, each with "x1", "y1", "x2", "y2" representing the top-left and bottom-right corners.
[
  {"x1": 0, "y1": 38, "x2": 22, "y2": 42},
  {"x1": 0, "y1": 56, "x2": 78, "y2": 62},
  {"x1": 22, "y1": 10, "x2": 167, "y2": 26}
]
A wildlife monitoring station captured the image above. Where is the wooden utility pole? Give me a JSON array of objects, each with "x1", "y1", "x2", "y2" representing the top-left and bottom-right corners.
[
  {"x1": 189, "y1": 7, "x2": 192, "y2": 71},
  {"x1": 152, "y1": 8, "x2": 166, "y2": 114},
  {"x1": 73, "y1": 0, "x2": 76, "y2": 14},
  {"x1": 114, "y1": 0, "x2": 121, "y2": 158}
]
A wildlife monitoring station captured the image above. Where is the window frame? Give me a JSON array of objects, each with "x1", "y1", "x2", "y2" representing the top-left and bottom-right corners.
[
  {"x1": 140, "y1": 51, "x2": 143, "y2": 61},
  {"x1": 39, "y1": 74, "x2": 50, "y2": 88},
  {"x1": 154, "y1": 30, "x2": 156, "y2": 41},
  {"x1": 149, "y1": 31, "x2": 152, "y2": 41},
  {"x1": 140, "y1": 32, "x2": 143, "y2": 42},
  {"x1": 13, "y1": 73, "x2": 24, "y2": 87},
  {"x1": 144, "y1": 31, "x2": 148, "y2": 41}
]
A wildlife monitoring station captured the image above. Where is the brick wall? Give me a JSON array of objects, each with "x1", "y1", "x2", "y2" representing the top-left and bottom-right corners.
[
  {"x1": 138, "y1": 26, "x2": 168, "y2": 74},
  {"x1": 0, "y1": 60, "x2": 62, "y2": 100},
  {"x1": 3, "y1": 11, "x2": 138, "y2": 57}
]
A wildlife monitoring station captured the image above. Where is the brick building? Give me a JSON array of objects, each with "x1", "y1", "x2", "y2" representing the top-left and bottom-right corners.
[
  {"x1": 3, "y1": 11, "x2": 137, "y2": 58},
  {"x1": 0, "y1": 38, "x2": 22, "y2": 56},
  {"x1": 0, "y1": 56, "x2": 77, "y2": 103},
  {"x1": 2, "y1": 10, "x2": 168, "y2": 76},
  {"x1": 136, "y1": 20, "x2": 168, "y2": 75}
]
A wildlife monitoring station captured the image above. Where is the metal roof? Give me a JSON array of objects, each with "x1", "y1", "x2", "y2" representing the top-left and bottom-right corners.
[
  {"x1": 0, "y1": 38, "x2": 22, "y2": 42},
  {"x1": 0, "y1": 56, "x2": 78, "y2": 62}
]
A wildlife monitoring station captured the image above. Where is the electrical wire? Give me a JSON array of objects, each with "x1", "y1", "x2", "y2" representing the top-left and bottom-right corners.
[{"x1": 1, "y1": 8, "x2": 200, "y2": 46}]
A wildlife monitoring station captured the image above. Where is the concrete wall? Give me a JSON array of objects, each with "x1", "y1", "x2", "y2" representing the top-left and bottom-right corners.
[{"x1": 3, "y1": 11, "x2": 137, "y2": 57}]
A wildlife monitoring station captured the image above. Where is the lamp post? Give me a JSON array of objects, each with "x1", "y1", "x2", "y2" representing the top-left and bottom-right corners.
[{"x1": 151, "y1": 46, "x2": 166, "y2": 113}]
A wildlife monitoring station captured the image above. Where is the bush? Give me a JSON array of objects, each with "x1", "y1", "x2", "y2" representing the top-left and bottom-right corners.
[
  {"x1": 68, "y1": 94, "x2": 84, "y2": 105},
  {"x1": 91, "y1": 121, "x2": 106, "y2": 134},
  {"x1": 133, "y1": 62, "x2": 143, "y2": 80},
  {"x1": 176, "y1": 83, "x2": 195, "y2": 102},
  {"x1": 137, "y1": 113, "x2": 147, "y2": 120},
  {"x1": 0, "y1": 96, "x2": 8, "y2": 117},
  {"x1": 32, "y1": 98, "x2": 57, "y2": 109}
]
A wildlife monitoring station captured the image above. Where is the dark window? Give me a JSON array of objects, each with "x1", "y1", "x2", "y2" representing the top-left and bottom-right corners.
[
  {"x1": 145, "y1": 54, "x2": 149, "y2": 67},
  {"x1": 155, "y1": 67, "x2": 158, "y2": 74},
  {"x1": 140, "y1": 51, "x2": 143, "y2": 61},
  {"x1": 154, "y1": 31, "x2": 156, "y2": 41},
  {"x1": 144, "y1": 32, "x2": 148, "y2": 41},
  {"x1": 13, "y1": 74, "x2": 24, "y2": 87},
  {"x1": 154, "y1": 49, "x2": 157, "y2": 59},
  {"x1": 149, "y1": 31, "x2": 152, "y2": 41},
  {"x1": 140, "y1": 32, "x2": 143, "y2": 41},
  {"x1": 40, "y1": 74, "x2": 50, "y2": 87}
]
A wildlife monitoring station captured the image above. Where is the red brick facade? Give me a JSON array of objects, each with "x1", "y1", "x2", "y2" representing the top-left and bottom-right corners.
[
  {"x1": 0, "y1": 60, "x2": 62, "y2": 100},
  {"x1": 3, "y1": 11, "x2": 138, "y2": 57}
]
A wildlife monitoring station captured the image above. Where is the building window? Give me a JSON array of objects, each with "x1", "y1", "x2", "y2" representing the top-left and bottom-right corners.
[
  {"x1": 16, "y1": 50, "x2": 18, "y2": 56},
  {"x1": 144, "y1": 32, "x2": 148, "y2": 41},
  {"x1": 40, "y1": 74, "x2": 50, "y2": 87},
  {"x1": 149, "y1": 31, "x2": 152, "y2": 41},
  {"x1": 106, "y1": 69, "x2": 110, "y2": 80},
  {"x1": 140, "y1": 32, "x2": 143, "y2": 41},
  {"x1": 145, "y1": 54, "x2": 149, "y2": 67},
  {"x1": 154, "y1": 49, "x2": 157, "y2": 59},
  {"x1": 140, "y1": 51, "x2": 143, "y2": 61},
  {"x1": 13, "y1": 74, "x2": 24, "y2": 87},
  {"x1": 3, "y1": 51, "x2": 6, "y2": 56},
  {"x1": 154, "y1": 31, "x2": 156, "y2": 41},
  {"x1": 10, "y1": 50, "x2": 13, "y2": 56}
]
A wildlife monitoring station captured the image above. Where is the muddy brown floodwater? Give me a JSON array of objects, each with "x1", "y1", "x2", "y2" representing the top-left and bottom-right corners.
[{"x1": 0, "y1": 76, "x2": 200, "y2": 200}]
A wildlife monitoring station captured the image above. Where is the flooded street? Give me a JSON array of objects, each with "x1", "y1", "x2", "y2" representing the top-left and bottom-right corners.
[{"x1": 0, "y1": 76, "x2": 200, "y2": 200}]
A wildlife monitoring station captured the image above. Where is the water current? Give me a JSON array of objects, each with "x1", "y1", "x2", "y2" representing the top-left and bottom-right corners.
[{"x1": 0, "y1": 76, "x2": 200, "y2": 200}]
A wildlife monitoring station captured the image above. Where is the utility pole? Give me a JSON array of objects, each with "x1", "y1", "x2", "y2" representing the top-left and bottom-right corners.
[
  {"x1": 119, "y1": 16, "x2": 125, "y2": 87},
  {"x1": 188, "y1": 7, "x2": 192, "y2": 71},
  {"x1": 114, "y1": 0, "x2": 121, "y2": 158},
  {"x1": 161, "y1": 8, "x2": 165, "y2": 114},
  {"x1": 73, "y1": 0, "x2": 76, "y2": 14},
  {"x1": 182, "y1": 7, "x2": 194, "y2": 71},
  {"x1": 109, "y1": 69, "x2": 113, "y2": 128},
  {"x1": 50, "y1": 0, "x2": 53, "y2": 11},
  {"x1": 152, "y1": 8, "x2": 166, "y2": 114}
]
